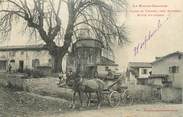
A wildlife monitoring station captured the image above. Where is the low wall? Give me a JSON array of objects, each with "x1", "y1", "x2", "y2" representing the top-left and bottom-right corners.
[
  {"x1": 128, "y1": 85, "x2": 152, "y2": 101},
  {"x1": 0, "y1": 77, "x2": 73, "y2": 100},
  {"x1": 23, "y1": 77, "x2": 60, "y2": 91},
  {"x1": 0, "y1": 77, "x2": 60, "y2": 91},
  {"x1": 161, "y1": 87, "x2": 182, "y2": 103}
]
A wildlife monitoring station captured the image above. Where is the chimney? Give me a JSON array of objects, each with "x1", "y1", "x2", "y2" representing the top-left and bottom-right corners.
[{"x1": 155, "y1": 57, "x2": 161, "y2": 60}]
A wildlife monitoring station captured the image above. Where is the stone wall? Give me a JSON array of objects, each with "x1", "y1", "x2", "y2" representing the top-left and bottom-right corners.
[
  {"x1": 128, "y1": 85, "x2": 152, "y2": 101},
  {"x1": 161, "y1": 87, "x2": 182, "y2": 103}
]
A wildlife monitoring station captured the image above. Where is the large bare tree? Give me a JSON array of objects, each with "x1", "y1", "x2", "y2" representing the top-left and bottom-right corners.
[{"x1": 0, "y1": 0, "x2": 128, "y2": 72}]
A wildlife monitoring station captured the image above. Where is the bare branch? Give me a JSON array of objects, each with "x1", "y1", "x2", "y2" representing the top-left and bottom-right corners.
[
  {"x1": 0, "y1": 10, "x2": 24, "y2": 17},
  {"x1": 7, "y1": 0, "x2": 26, "y2": 13},
  {"x1": 56, "y1": 0, "x2": 61, "y2": 16},
  {"x1": 0, "y1": 0, "x2": 128, "y2": 72}
]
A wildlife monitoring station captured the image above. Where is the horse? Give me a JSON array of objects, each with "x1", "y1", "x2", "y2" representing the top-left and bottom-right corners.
[
  {"x1": 66, "y1": 73, "x2": 105, "y2": 109},
  {"x1": 81, "y1": 78, "x2": 105, "y2": 108}
]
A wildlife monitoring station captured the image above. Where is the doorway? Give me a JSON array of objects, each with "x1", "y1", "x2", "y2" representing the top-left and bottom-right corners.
[
  {"x1": 0, "y1": 60, "x2": 7, "y2": 72},
  {"x1": 19, "y1": 60, "x2": 24, "y2": 72}
]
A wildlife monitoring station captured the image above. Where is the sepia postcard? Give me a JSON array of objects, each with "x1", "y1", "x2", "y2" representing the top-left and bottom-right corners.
[{"x1": 0, "y1": 0, "x2": 182, "y2": 117}]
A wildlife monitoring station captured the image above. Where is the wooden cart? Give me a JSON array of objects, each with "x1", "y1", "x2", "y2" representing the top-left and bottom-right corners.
[{"x1": 102, "y1": 78, "x2": 133, "y2": 107}]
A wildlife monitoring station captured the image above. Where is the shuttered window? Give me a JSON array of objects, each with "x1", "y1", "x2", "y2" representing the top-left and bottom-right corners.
[{"x1": 169, "y1": 66, "x2": 179, "y2": 73}]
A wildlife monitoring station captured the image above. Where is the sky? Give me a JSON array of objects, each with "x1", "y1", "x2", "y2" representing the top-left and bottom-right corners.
[
  {"x1": 114, "y1": 0, "x2": 183, "y2": 70},
  {"x1": 0, "y1": 0, "x2": 183, "y2": 71}
]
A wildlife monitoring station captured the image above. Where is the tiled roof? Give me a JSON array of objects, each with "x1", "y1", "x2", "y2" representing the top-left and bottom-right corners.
[
  {"x1": 128, "y1": 62, "x2": 152, "y2": 68},
  {"x1": 152, "y1": 51, "x2": 183, "y2": 64},
  {"x1": 0, "y1": 44, "x2": 47, "y2": 51},
  {"x1": 149, "y1": 74, "x2": 168, "y2": 78}
]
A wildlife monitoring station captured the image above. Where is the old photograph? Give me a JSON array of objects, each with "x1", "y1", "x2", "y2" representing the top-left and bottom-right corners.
[{"x1": 0, "y1": 0, "x2": 182, "y2": 117}]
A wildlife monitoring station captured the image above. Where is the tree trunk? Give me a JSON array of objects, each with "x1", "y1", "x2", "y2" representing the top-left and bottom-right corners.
[
  {"x1": 53, "y1": 54, "x2": 63, "y2": 73},
  {"x1": 47, "y1": 0, "x2": 74, "y2": 73},
  {"x1": 48, "y1": 46, "x2": 66, "y2": 73}
]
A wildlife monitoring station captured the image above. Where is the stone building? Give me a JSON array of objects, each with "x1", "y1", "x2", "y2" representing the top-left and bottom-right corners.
[
  {"x1": 148, "y1": 51, "x2": 183, "y2": 102},
  {"x1": 66, "y1": 38, "x2": 115, "y2": 74},
  {"x1": 0, "y1": 38, "x2": 117, "y2": 76},
  {"x1": 126, "y1": 62, "x2": 152, "y2": 85},
  {"x1": 0, "y1": 44, "x2": 53, "y2": 72},
  {"x1": 150, "y1": 51, "x2": 183, "y2": 88}
]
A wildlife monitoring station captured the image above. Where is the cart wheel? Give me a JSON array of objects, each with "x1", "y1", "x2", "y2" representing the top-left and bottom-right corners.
[
  {"x1": 127, "y1": 96, "x2": 133, "y2": 105},
  {"x1": 120, "y1": 91, "x2": 127, "y2": 105},
  {"x1": 121, "y1": 90, "x2": 133, "y2": 105},
  {"x1": 108, "y1": 91, "x2": 121, "y2": 107}
]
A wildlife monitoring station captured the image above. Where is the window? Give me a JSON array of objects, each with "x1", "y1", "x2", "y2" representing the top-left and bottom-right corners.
[
  {"x1": 48, "y1": 59, "x2": 52, "y2": 66},
  {"x1": 141, "y1": 69, "x2": 147, "y2": 75},
  {"x1": 20, "y1": 51, "x2": 24, "y2": 55},
  {"x1": 178, "y1": 55, "x2": 182, "y2": 60},
  {"x1": 32, "y1": 59, "x2": 40, "y2": 68},
  {"x1": 169, "y1": 66, "x2": 179, "y2": 73},
  {"x1": 84, "y1": 50, "x2": 88, "y2": 59},
  {"x1": 9, "y1": 51, "x2": 16, "y2": 57},
  {"x1": 87, "y1": 48, "x2": 94, "y2": 64},
  {"x1": 105, "y1": 66, "x2": 109, "y2": 71},
  {"x1": 10, "y1": 59, "x2": 15, "y2": 63}
]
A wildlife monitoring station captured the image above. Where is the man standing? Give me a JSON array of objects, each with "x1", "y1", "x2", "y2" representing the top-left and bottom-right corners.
[
  {"x1": 58, "y1": 72, "x2": 66, "y2": 87},
  {"x1": 8, "y1": 64, "x2": 12, "y2": 73}
]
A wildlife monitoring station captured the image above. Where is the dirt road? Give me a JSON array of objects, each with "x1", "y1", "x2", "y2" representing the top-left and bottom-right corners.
[{"x1": 41, "y1": 103, "x2": 183, "y2": 117}]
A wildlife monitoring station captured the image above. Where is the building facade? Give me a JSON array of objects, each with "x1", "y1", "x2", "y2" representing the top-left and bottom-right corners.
[
  {"x1": 126, "y1": 62, "x2": 152, "y2": 85},
  {"x1": 0, "y1": 44, "x2": 53, "y2": 72},
  {"x1": 66, "y1": 38, "x2": 116, "y2": 74},
  {"x1": 150, "y1": 51, "x2": 183, "y2": 88},
  {"x1": 0, "y1": 38, "x2": 117, "y2": 76}
]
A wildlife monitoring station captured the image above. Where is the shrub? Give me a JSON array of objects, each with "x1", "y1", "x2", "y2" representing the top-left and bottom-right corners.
[
  {"x1": 31, "y1": 69, "x2": 46, "y2": 78},
  {"x1": 22, "y1": 69, "x2": 46, "y2": 78}
]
